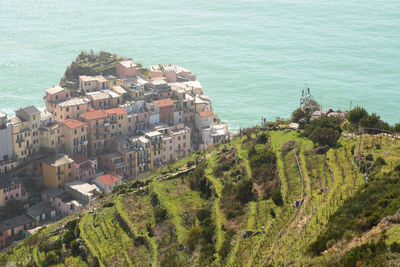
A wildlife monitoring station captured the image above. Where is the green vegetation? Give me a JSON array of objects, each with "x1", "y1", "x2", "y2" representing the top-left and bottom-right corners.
[{"x1": 2, "y1": 118, "x2": 400, "y2": 266}]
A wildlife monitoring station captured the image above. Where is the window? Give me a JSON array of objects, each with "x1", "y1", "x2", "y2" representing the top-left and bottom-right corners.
[
  {"x1": 68, "y1": 164, "x2": 71, "y2": 169},
  {"x1": 77, "y1": 105, "x2": 80, "y2": 110},
  {"x1": 81, "y1": 127, "x2": 84, "y2": 132},
  {"x1": 74, "y1": 129, "x2": 77, "y2": 135},
  {"x1": 58, "y1": 175, "x2": 61, "y2": 181},
  {"x1": 66, "y1": 107, "x2": 69, "y2": 112}
]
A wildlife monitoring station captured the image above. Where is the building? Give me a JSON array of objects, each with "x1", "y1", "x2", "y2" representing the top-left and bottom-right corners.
[
  {"x1": 94, "y1": 174, "x2": 123, "y2": 194},
  {"x1": 155, "y1": 98, "x2": 174, "y2": 125},
  {"x1": 79, "y1": 109, "x2": 110, "y2": 156},
  {"x1": 106, "y1": 107, "x2": 128, "y2": 137},
  {"x1": 150, "y1": 64, "x2": 196, "y2": 82},
  {"x1": 53, "y1": 98, "x2": 91, "y2": 121},
  {"x1": 0, "y1": 112, "x2": 16, "y2": 175},
  {"x1": 65, "y1": 180, "x2": 100, "y2": 205},
  {"x1": 10, "y1": 106, "x2": 41, "y2": 162},
  {"x1": 71, "y1": 154, "x2": 97, "y2": 181},
  {"x1": 79, "y1": 75, "x2": 112, "y2": 93},
  {"x1": 0, "y1": 177, "x2": 27, "y2": 207},
  {"x1": 27, "y1": 201, "x2": 56, "y2": 222},
  {"x1": 39, "y1": 122, "x2": 64, "y2": 154},
  {"x1": 0, "y1": 214, "x2": 36, "y2": 249},
  {"x1": 145, "y1": 131, "x2": 163, "y2": 167},
  {"x1": 99, "y1": 152, "x2": 126, "y2": 177},
  {"x1": 41, "y1": 188, "x2": 83, "y2": 217},
  {"x1": 115, "y1": 60, "x2": 138, "y2": 79},
  {"x1": 115, "y1": 137, "x2": 137, "y2": 179},
  {"x1": 62, "y1": 119, "x2": 88, "y2": 156},
  {"x1": 42, "y1": 154, "x2": 74, "y2": 188},
  {"x1": 44, "y1": 86, "x2": 70, "y2": 114},
  {"x1": 0, "y1": 112, "x2": 14, "y2": 162}
]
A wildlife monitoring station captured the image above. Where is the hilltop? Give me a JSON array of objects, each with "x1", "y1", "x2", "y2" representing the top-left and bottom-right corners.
[{"x1": 1, "y1": 119, "x2": 400, "y2": 266}]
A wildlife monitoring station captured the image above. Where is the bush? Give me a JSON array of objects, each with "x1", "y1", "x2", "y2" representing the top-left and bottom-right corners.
[
  {"x1": 257, "y1": 133, "x2": 268, "y2": 144},
  {"x1": 186, "y1": 226, "x2": 202, "y2": 252},
  {"x1": 347, "y1": 106, "x2": 368, "y2": 124},
  {"x1": 374, "y1": 156, "x2": 386, "y2": 166},
  {"x1": 304, "y1": 116, "x2": 342, "y2": 147},
  {"x1": 146, "y1": 223, "x2": 154, "y2": 237},
  {"x1": 196, "y1": 208, "x2": 211, "y2": 222},
  {"x1": 154, "y1": 206, "x2": 168, "y2": 223},
  {"x1": 63, "y1": 230, "x2": 75, "y2": 248},
  {"x1": 390, "y1": 242, "x2": 400, "y2": 253},
  {"x1": 291, "y1": 108, "x2": 307, "y2": 123},
  {"x1": 151, "y1": 192, "x2": 159, "y2": 207},
  {"x1": 271, "y1": 189, "x2": 283, "y2": 206}
]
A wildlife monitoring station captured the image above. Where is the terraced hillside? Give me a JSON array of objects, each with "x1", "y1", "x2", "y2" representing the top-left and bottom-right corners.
[{"x1": 1, "y1": 129, "x2": 400, "y2": 266}]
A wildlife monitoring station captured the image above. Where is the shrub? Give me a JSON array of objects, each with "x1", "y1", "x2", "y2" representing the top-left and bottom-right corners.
[
  {"x1": 63, "y1": 230, "x2": 75, "y2": 248},
  {"x1": 154, "y1": 206, "x2": 168, "y2": 223},
  {"x1": 196, "y1": 208, "x2": 211, "y2": 222},
  {"x1": 304, "y1": 116, "x2": 342, "y2": 147},
  {"x1": 186, "y1": 226, "x2": 202, "y2": 252},
  {"x1": 374, "y1": 156, "x2": 386, "y2": 166},
  {"x1": 151, "y1": 192, "x2": 159, "y2": 207},
  {"x1": 291, "y1": 108, "x2": 307, "y2": 123},
  {"x1": 271, "y1": 189, "x2": 283, "y2": 206},
  {"x1": 390, "y1": 242, "x2": 400, "y2": 253},
  {"x1": 146, "y1": 223, "x2": 154, "y2": 237},
  {"x1": 257, "y1": 133, "x2": 268, "y2": 144},
  {"x1": 347, "y1": 106, "x2": 368, "y2": 124}
]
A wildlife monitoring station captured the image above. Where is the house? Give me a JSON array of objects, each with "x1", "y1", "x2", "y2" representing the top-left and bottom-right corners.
[
  {"x1": 53, "y1": 98, "x2": 91, "y2": 122},
  {"x1": 65, "y1": 180, "x2": 100, "y2": 205},
  {"x1": 145, "y1": 131, "x2": 163, "y2": 167},
  {"x1": 42, "y1": 154, "x2": 74, "y2": 188},
  {"x1": 155, "y1": 98, "x2": 174, "y2": 125},
  {"x1": 86, "y1": 91, "x2": 112, "y2": 110},
  {"x1": 39, "y1": 121, "x2": 64, "y2": 154},
  {"x1": 106, "y1": 107, "x2": 128, "y2": 137},
  {"x1": 79, "y1": 109, "x2": 111, "y2": 156},
  {"x1": 41, "y1": 188, "x2": 83, "y2": 217},
  {"x1": 79, "y1": 75, "x2": 110, "y2": 93},
  {"x1": 12, "y1": 106, "x2": 41, "y2": 161},
  {"x1": 62, "y1": 119, "x2": 88, "y2": 156},
  {"x1": 0, "y1": 112, "x2": 16, "y2": 175},
  {"x1": 44, "y1": 86, "x2": 70, "y2": 114},
  {"x1": 115, "y1": 60, "x2": 138, "y2": 79},
  {"x1": 27, "y1": 201, "x2": 56, "y2": 222},
  {"x1": 0, "y1": 214, "x2": 36, "y2": 249},
  {"x1": 94, "y1": 174, "x2": 123, "y2": 194},
  {"x1": 99, "y1": 152, "x2": 126, "y2": 177},
  {"x1": 0, "y1": 176, "x2": 27, "y2": 207},
  {"x1": 71, "y1": 154, "x2": 97, "y2": 181}
]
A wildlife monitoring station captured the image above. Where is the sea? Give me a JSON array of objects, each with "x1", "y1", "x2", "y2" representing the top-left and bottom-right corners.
[{"x1": 0, "y1": 0, "x2": 399, "y2": 132}]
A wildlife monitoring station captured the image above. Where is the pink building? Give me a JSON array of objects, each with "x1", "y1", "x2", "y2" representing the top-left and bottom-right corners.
[
  {"x1": 116, "y1": 60, "x2": 138, "y2": 79},
  {"x1": 0, "y1": 177, "x2": 27, "y2": 207},
  {"x1": 71, "y1": 154, "x2": 97, "y2": 182},
  {"x1": 86, "y1": 91, "x2": 113, "y2": 110},
  {"x1": 41, "y1": 188, "x2": 83, "y2": 217},
  {"x1": 44, "y1": 86, "x2": 70, "y2": 114}
]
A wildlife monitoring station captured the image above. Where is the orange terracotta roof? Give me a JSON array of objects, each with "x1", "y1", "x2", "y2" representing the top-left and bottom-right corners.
[
  {"x1": 62, "y1": 119, "x2": 86, "y2": 129},
  {"x1": 96, "y1": 174, "x2": 122, "y2": 186},
  {"x1": 198, "y1": 109, "x2": 213, "y2": 118},
  {"x1": 80, "y1": 109, "x2": 108, "y2": 120},
  {"x1": 106, "y1": 107, "x2": 126, "y2": 116},
  {"x1": 155, "y1": 98, "x2": 173, "y2": 107}
]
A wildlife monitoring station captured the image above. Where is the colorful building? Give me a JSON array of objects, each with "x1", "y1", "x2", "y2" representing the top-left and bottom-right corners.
[
  {"x1": 61, "y1": 119, "x2": 88, "y2": 156},
  {"x1": 42, "y1": 154, "x2": 74, "y2": 188},
  {"x1": 94, "y1": 173, "x2": 123, "y2": 194},
  {"x1": 155, "y1": 98, "x2": 174, "y2": 125}
]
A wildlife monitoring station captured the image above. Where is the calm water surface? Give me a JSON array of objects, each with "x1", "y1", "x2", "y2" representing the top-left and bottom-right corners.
[{"x1": 1, "y1": 0, "x2": 399, "y2": 131}]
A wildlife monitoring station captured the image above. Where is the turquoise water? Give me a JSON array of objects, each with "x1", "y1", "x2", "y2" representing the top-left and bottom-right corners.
[{"x1": 1, "y1": 0, "x2": 399, "y2": 131}]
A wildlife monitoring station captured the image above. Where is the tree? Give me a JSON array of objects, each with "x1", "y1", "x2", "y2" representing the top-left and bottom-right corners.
[
  {"x1": 394, "y1": 123, "x2": 400, "y2": 133},
  {"x1": 346, "y1": 106, "x2": 368, "y2": 124},
  {"x1": 304, "y1": 116, "x2": 342, "y2": 147},
  {"x1": 291, "y1": 108, "x2": 306, "y2": 123}
]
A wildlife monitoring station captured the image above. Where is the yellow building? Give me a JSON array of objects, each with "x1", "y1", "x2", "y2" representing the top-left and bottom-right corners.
[
  {"x1": 53, "y1": 98, "x2": 90, "y2": 122},
  {"x1": 39, "y1": 123, "x2": 64, "y2": 153},
  {"x1": 61, "y1": 119, "x2": 88, "y2": 156},
  {"x1": 11, "y1": 106, "x2": 41, "y2": 162},
  {"x1": 43, "y1": 154, "x2": 74, "y2": 188}
]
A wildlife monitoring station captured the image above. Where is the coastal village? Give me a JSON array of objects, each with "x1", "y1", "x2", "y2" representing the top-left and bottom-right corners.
[{"x1": 0, "y1": 55, "x2": 229, "y2": 249}]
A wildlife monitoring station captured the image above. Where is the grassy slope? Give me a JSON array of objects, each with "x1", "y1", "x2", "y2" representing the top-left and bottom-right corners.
[{"x1": 1, "y1": 131, "x2": 400, "y2": 266}]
